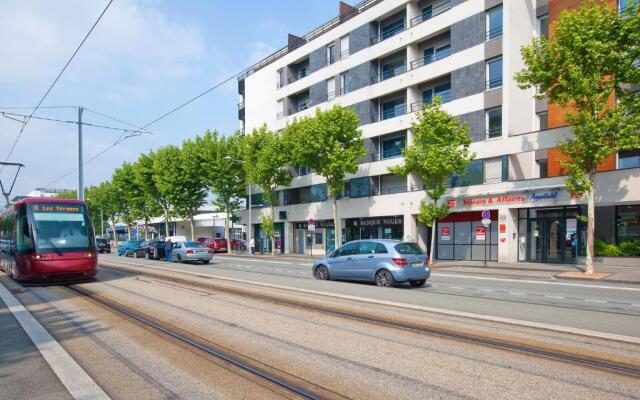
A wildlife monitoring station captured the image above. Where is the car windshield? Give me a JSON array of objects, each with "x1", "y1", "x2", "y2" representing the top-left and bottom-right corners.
[
  {"x1": 96, "y1": 238, "x2": 107, "y2": 244},
  {"x1": 184, "y1": 241, "x2": 204, "y2": 248},
  {"x1": 394, "y1": 242, "x2": 424, "y2": 255}
]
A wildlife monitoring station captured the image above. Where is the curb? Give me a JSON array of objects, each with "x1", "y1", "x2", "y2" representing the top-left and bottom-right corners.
[{"x1": 554, "y1": 274, "x2": 640, "y2": 286}]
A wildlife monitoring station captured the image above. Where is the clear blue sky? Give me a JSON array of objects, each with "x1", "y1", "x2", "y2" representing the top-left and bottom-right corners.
[{"x1": 0, "y1": 0, "x2": 343, "y2": 200}]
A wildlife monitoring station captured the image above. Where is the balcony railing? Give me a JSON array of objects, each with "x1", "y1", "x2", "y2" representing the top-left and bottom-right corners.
[
  {"x1": 410, "y1": 0, "x2": 452, "y2": 27},
  {"x1": 371, "y1": 23, "x2": 406, "y2": 45},
  {"x1": 362, "y1": 148, "x2": 405, "y2": 163},
  {"x1": 327, "y1": 91, "x2": 336, "y2": 101},
  {"x1": 340, "y1": 48, "x2": 350, "y2": 60},
  {"x1": 410, "y1": 47, "x2": 451, "y2": 69},
  {"x1": 237, "y1": 101, "x2": 245, "y2": 110},
  {"x1": 486, "y1": 25, "x2": 503, "y2": 41},
  {"x1": 374, "y1": 64, "x2": 407, "y2": 83},
  {"x1": 381, "y1": 103, "x2": 407, "y2": 120},
  {"x1": 487, "y1": 127, "x2": 502, "y2": 139},
  {"x1": 486, "y1": 77, "x2": 503, "y2": 90}
]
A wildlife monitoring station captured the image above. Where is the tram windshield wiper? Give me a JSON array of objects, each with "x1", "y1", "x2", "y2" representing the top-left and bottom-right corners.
[{"x1": 33, "y1": 224, "x2": 63, "y2": 256}]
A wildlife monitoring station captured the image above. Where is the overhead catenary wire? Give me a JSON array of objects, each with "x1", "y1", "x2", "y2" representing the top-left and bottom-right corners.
[{"x1": 1, "y1": 0, "x2": 114, "y2": 170}]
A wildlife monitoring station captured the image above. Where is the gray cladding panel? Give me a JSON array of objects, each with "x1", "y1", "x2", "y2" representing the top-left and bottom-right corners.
[
  {"x1": 309, "y1": 80, "x2": 327, "y2": 106},
  {"x1": 451, "y1": 12, "x2": 485, "y2": 54},
  {"x1": 451, "y1": 61, "x2": 485, "y2": 100},
  {"x1": 349, "y1": 22, "x2": 377, "y2": 54},
  {"x1": 457, "y1": 110, "x2": 485, "y2": 142},
  {"x1": 352, "y1": 99, "x2": 378, "y2": 125},
  {"x1": 309, "y1": 46, "x2": 326, "y2": 73},
  {"x1": 347, "y1": 61, "x2": 376, "y2": 92}
]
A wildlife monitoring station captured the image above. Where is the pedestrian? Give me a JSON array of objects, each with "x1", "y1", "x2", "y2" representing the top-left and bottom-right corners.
[
  {"x1": 250, "y1": 237, "x2": 255, "y2": 254},
  {"x1": 164, "y1": 238, "x2": 173, "y2": 262}
]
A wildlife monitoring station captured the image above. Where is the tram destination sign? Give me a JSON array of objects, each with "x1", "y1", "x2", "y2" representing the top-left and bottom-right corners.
[{"x1": 32, "y1": 203, "x2": 82, "y2": 213}]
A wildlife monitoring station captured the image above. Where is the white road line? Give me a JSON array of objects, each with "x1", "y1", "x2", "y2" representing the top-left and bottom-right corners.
[
  {"x1": 449, "y1": 286, "x2": 464, "y2": 290},
  {"x1": 633, "y1": 304, "x2": 640, "y2": 307},
  {"x1": 585, "y1": 299, "x2": 607, "y2": 303},
  {"x1": 215, "y1": 257, "x2": 296, "y2": 265},
  {"x1": 433, "y1": 273, "x2": 640, "y2": 292},
  {"x1": 101, "y1": 259, "x2": 640, "y2": 345},
  {"x1": 509, "y1": 292, "x2": 523, "y2": 295},
  {"x1": 0, "y1": 282, "x2": 110, "y2": 400},
  {"x1": 479, "y1": 289, "x2": 494, "y2": 292},
  {"x1": 545, "y1": 295, "x2": 564, "y2": 299}
]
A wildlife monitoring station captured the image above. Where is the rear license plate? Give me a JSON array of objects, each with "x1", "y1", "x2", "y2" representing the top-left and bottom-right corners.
[{"x1": 411, "y1": 262, "x2": 423, "y2": 268}]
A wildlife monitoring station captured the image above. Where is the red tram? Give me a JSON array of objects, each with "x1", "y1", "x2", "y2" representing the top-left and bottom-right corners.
[{"x1": 0, "y1": 198, "x2": 97, "y2": 282}]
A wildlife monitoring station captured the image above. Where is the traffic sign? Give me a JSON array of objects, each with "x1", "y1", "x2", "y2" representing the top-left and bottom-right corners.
[
  {"x1": 481, "y1": 210, "x2": 491, "y2": 219},
  {"x1": 307, "y1": 218, "x2": 315, "y2": 225},
  {"x1": 475, "y1": 226, "x2": 486, "y2": 241},
  {"x1": 308, "y1": 224, "x2": 316, "y2": 232},
  {"x1": 481, "y1": 218, "x2": 492, "y2": 226}
]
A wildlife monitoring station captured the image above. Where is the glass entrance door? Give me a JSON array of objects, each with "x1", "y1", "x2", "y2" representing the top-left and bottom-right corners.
[{"x1": 528, "y1": 213, "x2": 566, "y2": 262}]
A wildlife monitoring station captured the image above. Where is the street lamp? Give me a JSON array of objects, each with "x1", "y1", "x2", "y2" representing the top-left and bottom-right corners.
[{"x1": 224, "y1": 156, "x2": 252, "y2": 254}]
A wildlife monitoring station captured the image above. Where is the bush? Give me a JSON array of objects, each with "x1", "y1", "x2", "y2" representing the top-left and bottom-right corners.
[
  {"x1": 594, "y1": 239, "x2": 622, "y2": 257},
  {"x1": 619, "y1": 238, "x2": 640, "y2": 257}
]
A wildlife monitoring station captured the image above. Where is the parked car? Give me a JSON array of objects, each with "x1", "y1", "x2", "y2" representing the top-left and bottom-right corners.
[
  {"x1": 133, "y1": 240, "x2": 165, "y2": 259},
  {"x1": 117, "y1": 240, "x2": 143, "y2": 257},
  {"x1": 96, "y1": 238, "x2": 111, "y2": 254},
  {"x1": 312, "y1": 240, "x2": 430, "y2": 287},
  {"x1": 165, "y1": 235, "x2": 188, "y2": 243},
  {"x1": 203, "y1": 237, "x2": 229, "y2": 252},
  {"x1": 196, "y1": 237, "x2": 208, "y2": 244},
  {"x1": 172, "y1": 241, "x2": 214, "y2": 264}
]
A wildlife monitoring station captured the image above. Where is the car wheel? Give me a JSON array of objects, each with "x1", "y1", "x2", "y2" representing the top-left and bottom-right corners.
[
  {"x1": 375, "y1": 270, "x2": 395, "y2": 287},
  {"x1": 410, "y1": 279, "x2": 426, "y2": 288},
  {"x1": 177, "y1": 254, "x2": 182, "y2": 263},
  {"x1": 118, "y1": 252, "x2": 122, "y2": 256},
  {"x1": 146, "y1": 252, "x2": 151, "y2": 260},
  {"x1": 202, "y1": 260, "x2": 210, "y2": 265},
  {"x1": 314, "y1": 266, "x2": 330, "y2": 280},
  {"x1": 134, "y1": 252, "x2": 139, "y2": 258}
]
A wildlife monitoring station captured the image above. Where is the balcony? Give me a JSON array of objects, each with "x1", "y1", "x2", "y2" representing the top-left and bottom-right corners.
[
  {"x1": 409, "y1": 45, "x2": 451, "y2": 70},
  {"x1": 410, "y1": 0, "x2": 452, "y2": 27}
]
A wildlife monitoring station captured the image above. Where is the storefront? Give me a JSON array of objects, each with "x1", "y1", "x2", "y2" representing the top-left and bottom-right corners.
[
  {"x1": 345, "y1": 216, "x2": 403, "y2": 242},
  {"x1": 293, "y1": 220, "x2": 335, "y2": 256},
  {"x1": 253, "y1": 222, "x2": 285, "y2": 254},
  {"x1": 517, "y1": 206, "x2": 584, "y2": 263},
  {"x1": 436, "y1": 211, "x2": 498, "y2": 261}
]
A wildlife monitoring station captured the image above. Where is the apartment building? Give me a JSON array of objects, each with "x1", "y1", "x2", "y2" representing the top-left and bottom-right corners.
[{"x1": 238, "y1": 0, "x2": 640, "y2": 263}]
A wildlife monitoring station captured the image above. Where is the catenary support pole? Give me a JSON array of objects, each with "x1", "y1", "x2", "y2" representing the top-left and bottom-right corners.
[
  {"x1": 248, "y1": 184, "x2": 252, "y2": 254},
  {"x1": 78, "y1": 106, "x2": 84, "y2": 200}
]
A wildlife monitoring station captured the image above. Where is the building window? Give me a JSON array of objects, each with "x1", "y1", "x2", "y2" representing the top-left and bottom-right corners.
[
  {"x1": 538, "y1": 160, "x2": 548, "y2": 178},
  {"x1": 381, "y1": 18, "x2": 405, "y2": 41},
  {"x1": 310, "y1": 184, "x2": 328, "y2": 202},
  {"x1": 486, "y1": 5, "x2": 503, "y2": 40},
  {"x1": 340, "y1": 35, "x2": 349, "y2": 59},
  {"x1": 381, "y1": 58, "x2": 406, "y2": 81},
  {"x1": 538, "y1": 111, "x2": 548, "y2": 130},
  {"x1": 486, "y1": 57, "x2": 503, "y2": 89},
  {"x1": 297, "y1": 166, "x2": 310, "y2": 176},
  {"x1": 450, "y1": 159, "x2": 484, "y2": 187},
  {"x1": 538, "y1": 15, "x2": 549, "y2": 38},
  {"x1": 381, "y1": 98, "x2": 406, "y2": 120},
  {"x1": 486, "y1": 107, "x2": 502, "y2": 139},
  {"x1": 349, "y1": 177, "x2": 371, "y2": 198},
  {"x1": 382, "y1": 136, "x2": 405, "y2": 159},
  {"x1": 276, "y1": 99, "x2": 284, "y2": 119},
  {"x1": 315, "y1": 232, "x2": 323, "y2": 245},
  {"x1": 277, "y1": 69, "x2": 285, "y2": 88},
  {"x1": 326, "y1": 44, "x2": 335, "y2": 65},
  {"x1": 298, "y1": 66, "x2": 308, "y2": 80},
  {"x1": 616, "y1": 205, "x2": 640, "y2": 243},
  {"x1": 484, "y1": 157, "x2": 503, "y2": 183},
  {"x1": 619, "y1": 0, "x2": 639, "y2": 14},
  {"x1": 423, "y1": 82, "x2": 452, "y2": 104},
  {"x1": 340, "y1": 72, "x2": 349, "y2": 95},
  {"x1": 326, "y1": 77, "x2": 336, "y2": 101},
  {"x1": 424, "y1": 43, "x2": 451, "y2": 66},
  {"x1": 618, "y1": 149, "x2": 640, "y2": 169}
]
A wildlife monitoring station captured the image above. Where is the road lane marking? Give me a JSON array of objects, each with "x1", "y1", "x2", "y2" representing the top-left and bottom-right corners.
[
  {"x1": 215, "y1": 257, "x2": 296, "y2": 265},
  {"x1": 0, "y1": 281, "x2": 110, "y2": 400},
  {"x1": 100, "y1": 259, "x2": 640, "y2": 345},
  {"x1": 545, "y1": 295, "x2": 564, "y2": 299},
  {"x1": 433, "y1": 273, "x2": 640, "y2": 292},
  {"x1": 449, "y1": 286, "x2": 464, "y2": 290},
  {"x1": 479, "y1": 289, "x2": 494, "y2": 292},
  {"x1": 585, "y1": 299, "x2": 607, "y2": 303},
  {"x1": 509, "y1": 292, "x2": 523, "y2": 295}
]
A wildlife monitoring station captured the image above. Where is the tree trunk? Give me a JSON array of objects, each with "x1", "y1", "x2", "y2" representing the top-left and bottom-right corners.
[
  {"x1": 144, "y1": 218, "x2": 149, "y2": 240},
  {"x1": 110, "y1": 217, "x2": 117, "y2": 246},
  {"x1": 429, "y1": 218, "x2": 437, "y2": 266},
  {"x1": 127, "y1": 224, "x2": 131, "y2": 240},
  {"x1": 332, "y1": 196, "x2": 341, "y2": 249},
  {"x1": 189, "y1": 212, "x2": 195, "y2": 241},
  {"x1": 585, "y1": 172, "x2": 596, "y2": 275},
  {"x1": 164, "y1": 209, "x2": 170, "y2": 238},
  {"x1": 271, "y1": 204, "x2": 276, "y2": 256},
  {"x1": 225, "y1": 204, "x2": 231, "y2": 254}
]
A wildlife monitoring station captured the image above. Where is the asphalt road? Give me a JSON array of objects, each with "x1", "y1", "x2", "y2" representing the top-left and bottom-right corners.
[
  {"x1": 101, "y1": 253, "x2": 640, "y2": 338},
  {"x1": 4, "y1": 268, "x2": 639, "y2": 400}
]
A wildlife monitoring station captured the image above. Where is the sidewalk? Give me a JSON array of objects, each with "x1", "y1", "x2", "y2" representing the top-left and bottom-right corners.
[{"x1": 217, "y1": 252, "x2": 640, "y2": 285}]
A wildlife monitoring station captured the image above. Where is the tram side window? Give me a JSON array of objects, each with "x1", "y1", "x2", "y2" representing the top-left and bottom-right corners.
[
  {"x1": 1, "y1": 214, "x2": 16, "y2": 252},
  {"x1": 16, "y1": 207, "x2": 34, "y2": 252}
]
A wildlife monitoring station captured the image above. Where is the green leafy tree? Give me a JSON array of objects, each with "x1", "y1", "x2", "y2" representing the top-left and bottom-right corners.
[
  {"x1": 515, "y1": 1, "x2": 640, "y2": 274},
  {"x1": 241, "y1": 126, "x2": 292, "y2": 255},
  {"x1": 389, "y1": 98, "x2": 474, "y2": 265},
  {"x1": 152, "y1": 146, "x2": 182, "y2": 238},
  {"x1": 87, "y1": 181, "x2": 120, "y2": 243},
  {"x1": 177, "y1": 138, "x2": 209, "y2": 240},
  {"x1": 197, "y1": 130, "x2": 246, "y2": 251},
  {"x1": 285, "y1": 105, "x2": 365, "y2": 249},
  {"x1": 56, "y1": 188, "x2": 102, "y2": 234},
  {"x1": 112, "y1": 162, "x2": 144, "y2": 240},
  {"x1": 132, "y1": 151, "x2": 164, "y2": 239}
]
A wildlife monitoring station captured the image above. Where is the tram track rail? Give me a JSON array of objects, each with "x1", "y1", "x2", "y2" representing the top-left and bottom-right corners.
[
  {"x1": 65, "y1": 283, "x2": 350, "y2": 400},
  {"x1": 97, "y1": 260, "x2": 640, "y2": 378}
]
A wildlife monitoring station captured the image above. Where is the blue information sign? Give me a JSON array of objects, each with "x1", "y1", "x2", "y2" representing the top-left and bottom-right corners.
[{"x1": 481, "y1": 210, "x2": 491, "y2": 219}]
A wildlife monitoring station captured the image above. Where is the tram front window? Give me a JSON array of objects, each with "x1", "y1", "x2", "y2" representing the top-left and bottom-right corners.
[{"x1": 30, "y1": 203, "x2": 92, "y2": 252}]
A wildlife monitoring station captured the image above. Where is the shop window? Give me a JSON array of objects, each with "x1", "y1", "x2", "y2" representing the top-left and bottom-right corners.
[
  {"x1": 618, "y1": 149, "x2": 640, "y2": 169},
  {"x1": 315, "y1": 232, "x2": 323, "y2": 245},
  {"x1": 616, "y1": 205, "x2": 640, "y2": 243}
]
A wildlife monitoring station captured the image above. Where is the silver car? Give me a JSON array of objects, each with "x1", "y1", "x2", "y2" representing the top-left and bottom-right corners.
[
  {"x1": 171, "y1": 241, "x2": 214, "y2": 264},
  {"x1": 312, "y1": 240, "x2": 430, "y2": 287}
]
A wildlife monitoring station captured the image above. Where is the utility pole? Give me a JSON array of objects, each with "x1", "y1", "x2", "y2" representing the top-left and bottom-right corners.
[
  {"x1": 78, "y1": 106, "x2": 84, "y2": 200},
  {"x1": 248, "y1": 184, "x2": 252, "y2": 254}
]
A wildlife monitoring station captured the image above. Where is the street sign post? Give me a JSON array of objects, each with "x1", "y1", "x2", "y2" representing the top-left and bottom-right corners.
[{"x1": 481, "y1": 210, "x2": 491, "y2": 267}]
